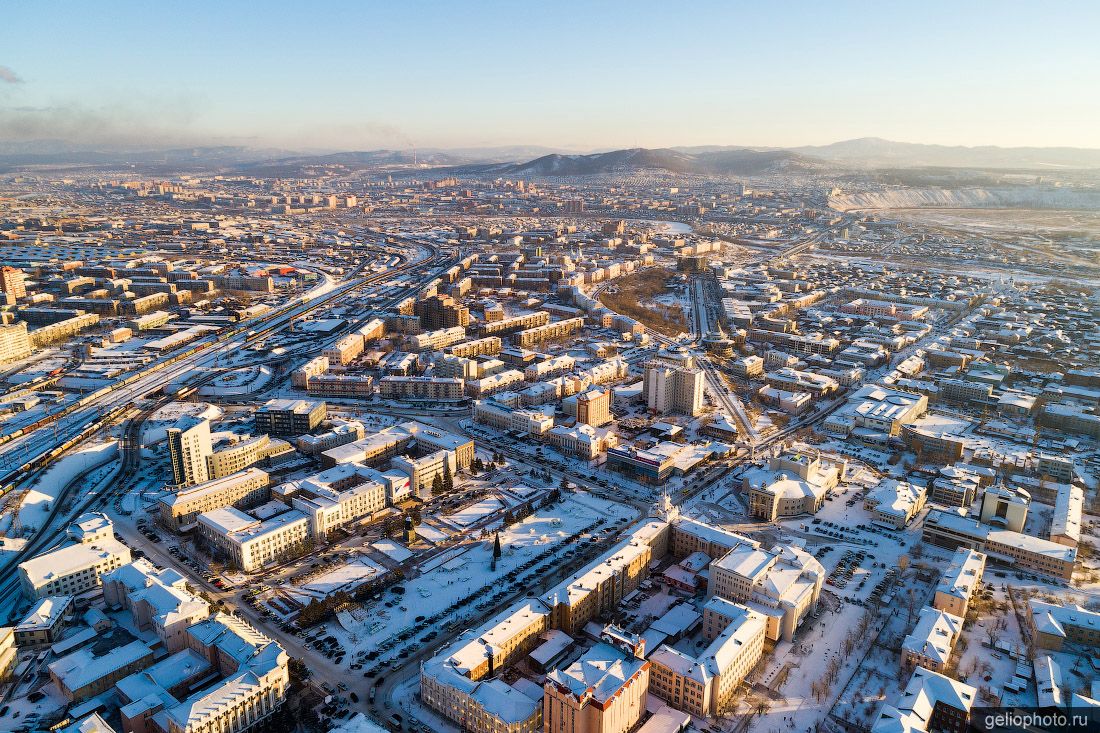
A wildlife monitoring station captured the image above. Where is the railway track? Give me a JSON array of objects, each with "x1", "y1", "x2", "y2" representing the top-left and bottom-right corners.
[{"x1": 0, "y1": 242, "x2": 451, "y2": 615}]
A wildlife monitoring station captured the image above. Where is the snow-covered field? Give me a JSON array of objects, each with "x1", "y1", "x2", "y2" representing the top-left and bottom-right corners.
[
  {"x1": 312, "y1": 492, "x2": 634, "y2": 661},
  {"x1": 141, "y1": 401, "x2": 222, "y2": 445}
]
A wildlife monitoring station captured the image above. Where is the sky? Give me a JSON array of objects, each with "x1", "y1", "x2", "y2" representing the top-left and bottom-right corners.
[{"x1": 1, "y1": 1, "x2": 1099, "y2": 152}]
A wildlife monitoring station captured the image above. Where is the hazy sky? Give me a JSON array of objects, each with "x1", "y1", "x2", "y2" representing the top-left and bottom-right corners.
[{"x1": 2, "y1": 1, "x2": 1098, "y2": 151}]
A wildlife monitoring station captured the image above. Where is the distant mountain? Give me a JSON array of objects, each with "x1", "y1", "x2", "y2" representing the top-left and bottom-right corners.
[
  {"x1": 3, "y1": 138, "x2": 1097, "y2": 173},
  {"x1": 0, "y1": 144, "x2": 293, "y2": 169},
  {"x1": 792, "y1": 137, "x2": 1100, "y2": 169},
  {"x1": 499, "y1": 147, "x2": 823, "y2": 177}
]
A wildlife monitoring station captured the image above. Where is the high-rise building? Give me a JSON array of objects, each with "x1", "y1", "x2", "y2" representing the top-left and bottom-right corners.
[
  {"x1": 167, "y1": 416, "x2": 212, "y2": 487},
  {"x1": 0, "y1": 322, "x2": 33, "y2": 365},
  {"x1": 414, "y1": 294, "x2": 470, "y2": 330},
  {"x1": 0, "y1": 266, "x2": 26, "y2": 305},
  {"x1": 576, "y1": 389, "x2": 612, "y2": 427},
  {"x1": 643, "y1": 350, "x2": 704, "y2": 417}
]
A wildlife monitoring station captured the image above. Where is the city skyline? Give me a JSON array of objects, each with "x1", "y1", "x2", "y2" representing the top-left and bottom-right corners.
[{"x1": 2, "y1": 0, "x2": 1099, "y2": 151}]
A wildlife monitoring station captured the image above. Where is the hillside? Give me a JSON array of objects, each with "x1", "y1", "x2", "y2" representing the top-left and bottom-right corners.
[{"x1": 502, "y1": 147, "x2": 822, "y2": 177}]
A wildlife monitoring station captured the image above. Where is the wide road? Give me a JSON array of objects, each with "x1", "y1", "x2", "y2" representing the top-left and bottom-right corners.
[{"x1": 0, "y1": 243, "x2": 447, "y2": 488}]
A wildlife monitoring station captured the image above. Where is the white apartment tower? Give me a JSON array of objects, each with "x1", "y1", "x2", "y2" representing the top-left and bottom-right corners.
[
  {"x1": 644, "y1": 349, "x2": 704, "y2": 417},
  {"x1": 167, "y1": 416, "x2": 212, "y2": 487}
]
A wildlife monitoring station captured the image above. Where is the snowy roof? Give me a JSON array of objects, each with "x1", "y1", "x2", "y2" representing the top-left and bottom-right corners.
[
  {"x1": 115, "y1": 649, "x2": 211, "y2": 707},
  {"x1": 17, "y1": 595, "x2": 73, "y2": 631},
  {"x1": 470, "y1": 678, "x2": 541, "y2": 724},
  {"x1": 59, "y1": 714, "x2": 119, "y2": 733},
  {"x1": 546, "y1": 641, "x2": 646, "y2": 703},
  {"x1": 49, "y1": 640, "x2": 153, "y2": 692},
  {"x1": 529, "y1": 629, "x2": 573, "y2": 666},
  {"x1": 1035, "y1": 654, "x2": 1063, "y2": 709},
  {"x1": 649, "y1": 603, "x2": 701, "y2": 637},
  {"x1": 934, "y1": 548, "x2": 985, "y2": 603},
  {"x1": 901, "y1": 607, "x2": 963, "y2": 666},
  {"x1": 712, "y1": 542, "x2": 776, "y2": 582},
  {"x1": 873, "y1": 667, "x2": 976, "y2": 733},
  {"x1": 1029, "y1": 599, "x2": 1100, "y2": 639},
  {"x1": 19, "y1": 538, "x2": 131, "y2": 589}
]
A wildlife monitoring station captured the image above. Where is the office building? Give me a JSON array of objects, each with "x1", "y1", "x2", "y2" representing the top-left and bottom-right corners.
[
  {"x1": 979, "y1": 485, "x2": 1030, "y2": 532},
  {"x1": 649, "y1": 603, "x2": 765, "y2": 717},
  {"x1": 544, "y1": 638, "x2": 650, "y2": 733},
  {"x1": 158, "y1": 467, "x2": 271, "y2": 532},
  {"x1": 197, "y1": 507, "x2": 310, "y2": 573},
  {"x1": 103, "y1": 560, "x2": 210, "y2": 652},
  {"x1": 284, "y1": 462, "x2": 388, "y2": 540},
  {"x1": 743, "y1": 452, "x2": 841, "y2": 522}
]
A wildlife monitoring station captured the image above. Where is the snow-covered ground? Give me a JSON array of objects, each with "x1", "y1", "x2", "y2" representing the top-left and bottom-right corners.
[
  {"x1": 1, "y1": 440, "x2": 118, "y2": 542},
  {"x1": 141, "y1": 401, "x2": 222, "y2": 445},
  {"x1": 296, "y1": 492, "x2": 634, "y2": 666}
]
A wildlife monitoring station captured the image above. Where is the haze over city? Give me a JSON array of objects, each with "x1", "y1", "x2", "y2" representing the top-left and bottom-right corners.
[{"x1": 3, "y1": 1, "x2": 1100, "y2": 151}]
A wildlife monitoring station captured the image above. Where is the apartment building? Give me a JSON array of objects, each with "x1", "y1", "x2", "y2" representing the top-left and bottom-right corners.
[
  {"x1": 158, "y1": 467, "x2": 271, "y2": 532},
  {"x1": 323, "y1": 333, "x2": 364, "y2": 365},
  {"x1": 291, "y1": 355, "x2": 329, "y2": 388},
  {"x1": 197, "y1": 507, "x2": 310, "y2": 572},
  {"x1": 305, "y1": 373, "x2": 375, "y2": 398},
  {"x1": 932, "y1": 548, "x2": 986, "y2": 618},
  {"x1": 19, "y1": 533, "x2": 132, "y2": 600},
  {"x1": 409, "y1": 325, "x2": 467, "y2": 351},
  {"x1": 447, "y1": 336, "x2": 502, "y2": 358},
  {"x1": 380, "y1": 375, "x2": 464, "y2": 401},
  {"x1": 168, "y1": 416, "x2": 280, "y2": 487},
  {"x1": 1029, "y1": 599, "x2": 1100, "y2": 650},
  {"x1": 0, "y1": 265, "x2": 26, "y2": 304},
  {"x1": 0, "y1": 626, "x2": 15, "y2": 683},
  {"x1": 513, "y1": 317, "x2": 585, "y2": 347},
  {"x1": 872, "y1": 667, "x2": 976, "y2": 733},
  {"x1": 254, "y1": 398, "x2": 326, "y2": 436},
  {"x1": 0, "y1": 321, "x2": 33, "y2": 364},
  {"x1": 479, "y1": 311, "x2": 550, "y2": 337},
  {"x1": 467, "y1": 369, "x2": 525, "y2": 398},
  {"x1": 901, "y1": 606, "x2": 963, "y2": 673},
  {"x1": 643, "y1": 351, "x2": 704, "y2": 417},
  {"x1": 14, "y1": 595, "x2": 75, "y2": 646}
]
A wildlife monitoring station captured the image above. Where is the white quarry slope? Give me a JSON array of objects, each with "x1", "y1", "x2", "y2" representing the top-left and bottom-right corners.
[{"x1": 829, "y1": 185, "x2": 1100, "y2": 211}]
